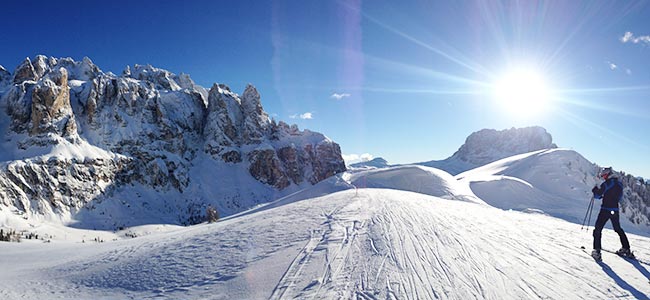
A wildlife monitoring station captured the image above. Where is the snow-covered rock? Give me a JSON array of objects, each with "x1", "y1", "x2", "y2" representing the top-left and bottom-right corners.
[
  {"x1": 0, "y1": 55, "x2": 346, "y2": 228},
  {"x1": 421, "y1": 126, "x2": 557, "y2": 174}
]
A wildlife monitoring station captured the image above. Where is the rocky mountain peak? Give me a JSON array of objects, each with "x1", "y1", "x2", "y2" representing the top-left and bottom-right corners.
[
  {"x1": 13, "y1": 57, "x2": 37, "y2": 83},
  {"x1": 32, "y1": 55, "x2": 50, "y2": 79},
  {"x1": 29, "y1": 67, "x2": 77, "y2": 137},
  {"x1": 452, "y1": 126, "x2": 557, "y2": 166},
  {"x1": 127, "y1": 64, "x2": 181, "y2": 91},
  {"x1": 242, "y1": 84, "x2": 263, "y2": 115},
  {"x1": 419, "y1": 126, "x2": 558, "y2": 175},
  {"x1": 0, "y1": 55, "x2": 346, "y2": 227}
]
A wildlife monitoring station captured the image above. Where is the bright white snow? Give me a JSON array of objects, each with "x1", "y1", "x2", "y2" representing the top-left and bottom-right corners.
[
  {"x1": 457, "y1": 148, "x2": 650, "y2": 236},
  {"x1": 1, "y1": 149, "x2": 649, "y2": 299},
  {"x1": 1, "y1": 182, "x2": 650, "y2": 299}
]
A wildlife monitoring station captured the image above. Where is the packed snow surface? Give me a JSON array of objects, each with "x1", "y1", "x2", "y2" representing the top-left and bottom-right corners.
[{"x1": 1, "y1": 188, "x2": 649, "y2": 299}]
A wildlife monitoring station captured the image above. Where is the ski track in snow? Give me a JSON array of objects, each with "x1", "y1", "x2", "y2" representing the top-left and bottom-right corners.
[{"x1": 1, "y1": 188, "x2": 650, "y2": 299}]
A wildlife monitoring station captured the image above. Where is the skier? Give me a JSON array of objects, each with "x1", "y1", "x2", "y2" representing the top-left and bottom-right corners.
[{"x1": 591, "y1": 167, "x2": 632, "y2": 261}]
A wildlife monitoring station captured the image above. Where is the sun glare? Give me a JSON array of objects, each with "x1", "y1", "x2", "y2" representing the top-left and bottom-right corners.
[{"x1": 493, "y1": 68, "x2": 552, "y2": 117}]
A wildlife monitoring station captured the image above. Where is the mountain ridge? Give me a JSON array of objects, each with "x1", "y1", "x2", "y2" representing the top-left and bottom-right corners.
[{"x1": 0, "y1": 55, "x2": 346, "y2": 228}]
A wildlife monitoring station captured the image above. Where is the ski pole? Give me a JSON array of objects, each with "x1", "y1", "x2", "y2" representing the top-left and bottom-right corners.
[
  {"x1": 581, "y1": 197, "x2": 594, "y2": 230},
  {"x1": 587, "y1": 196, "x2": 595, "y2": 231}
]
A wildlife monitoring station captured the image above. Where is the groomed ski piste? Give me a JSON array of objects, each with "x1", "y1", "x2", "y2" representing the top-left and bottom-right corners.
[{"x1": 1, "y1": 155, "x2": 650, "y2": 299}]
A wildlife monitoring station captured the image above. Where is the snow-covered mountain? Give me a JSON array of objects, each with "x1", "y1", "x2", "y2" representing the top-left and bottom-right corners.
[
  {"x1": 457, "y1": 148, "x2": 650, "y2": 235},
  {"x1": 420, "y1": 126, "x2": 557, "y2": 175},
  {"x1": 348, "y1": 157, "x2": 389, "y2": 169},
  {"x1": 1, "y1": 174, "x2": 649, "y2": 299},
  {"x1": 0, "y1": 55, "x2": 346, "y2": 229}
]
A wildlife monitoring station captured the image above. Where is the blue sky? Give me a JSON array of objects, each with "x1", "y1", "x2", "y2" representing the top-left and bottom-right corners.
[{"x1": 1, "y1": 0, "x2": 649, "y2": 178}]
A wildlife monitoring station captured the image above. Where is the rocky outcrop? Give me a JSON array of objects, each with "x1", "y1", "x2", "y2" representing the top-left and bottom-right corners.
[
  {"x1": 248, "y1": 148, "x2": 291, "y2": 189},
  {"x1": 0, "y1": 156, "x2": 134, "y2": 217},
  {"x1": 12, "y1": 57, "x2": 37, "y2": 83},
  {"x1": 29, "y1": 67, "x2": 77, "y2": 137},
  {"x1": 420, "y1": 126, "x2": 557, "y2": 175},
  {"x1": 452, "y1": 126, "x2": 556, "y2": 167}
]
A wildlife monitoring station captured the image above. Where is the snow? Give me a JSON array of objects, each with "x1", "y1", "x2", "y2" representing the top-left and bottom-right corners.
[
  {"x1": 0, "y1": 133, "x2": 120, "y2": 163},
  {"x1": 1, "y1": 188, "x2": 649, "y2": 299},
  {"x1": 457, "y1": 148, "x2": 650, "y2": 236},
  {"x1": 348, "y1": 165, "x2": 483, "y2": 203}
]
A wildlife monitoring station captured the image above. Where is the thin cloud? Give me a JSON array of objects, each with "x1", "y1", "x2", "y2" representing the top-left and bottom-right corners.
[
  {"x1": 620, "y1": 31, "x2": 650, "y2": 44},
  {"x1": 331, "y1": 93, "x2": 351, "y2": 100},
  {"x1": 289, "y1": 112, "x2": 313, "y2": 119}
]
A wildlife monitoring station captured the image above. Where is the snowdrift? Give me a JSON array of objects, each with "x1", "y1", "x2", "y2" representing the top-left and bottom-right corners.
[{"x1": 347, "y1": 165, "x2": 483, "y2": 203}]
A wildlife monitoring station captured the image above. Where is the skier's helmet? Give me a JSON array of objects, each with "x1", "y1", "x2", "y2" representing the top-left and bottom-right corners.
[{"x1": 599, "y1": 167, "x2": 613, "y2": 180}]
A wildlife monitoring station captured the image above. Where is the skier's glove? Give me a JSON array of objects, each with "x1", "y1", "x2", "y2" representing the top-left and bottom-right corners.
[{"x1": 592, "y1": 186, "x2": 598, "y2": 193}]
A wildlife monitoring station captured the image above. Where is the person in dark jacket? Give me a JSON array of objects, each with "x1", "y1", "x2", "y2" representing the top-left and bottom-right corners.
[{"x1": 591, "y1": 167, "x2": 632, "y2": 261}]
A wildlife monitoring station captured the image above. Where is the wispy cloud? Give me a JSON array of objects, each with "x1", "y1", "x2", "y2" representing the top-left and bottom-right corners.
[
  {"x1": 289, "y1": 112, "x2": 313, "y2": 119},
  {"x1": 620, "y1": 31, "x2": 650, "y2": 44},
  {"x1": 608, "y1": 62, "x2": 618, "y2": 70},
  {"x1": 342, "y1": 153, "x2": 374, "y2": 164},
  {"x1": 331, "y1": 93, "x2": 351, "y2": 100},
  {"x1": 605, "y1": 61, "x2": 632, "y2": 75}
]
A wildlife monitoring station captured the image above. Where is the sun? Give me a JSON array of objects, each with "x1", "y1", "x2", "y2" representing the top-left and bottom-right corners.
[{"x1": 492, "y1": 68, "x2": 552, "y2": 117}]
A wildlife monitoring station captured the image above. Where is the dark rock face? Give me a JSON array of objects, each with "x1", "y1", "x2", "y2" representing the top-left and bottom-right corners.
[
  {"x1": 278, "y1": 145, "x2": 303, "y2": 184},
  {"x1": 248, "y1": 149, "x2": 291, "y2": 189},
  {"x1": 12, "y1": 57, "x2": 37, "y2": 83},
  {"x1": 305, "y1": 141, "x2": 346, "y2": 184},
  {"x1": 29, "y1": 67, "x2": 77, "y2": 137}
]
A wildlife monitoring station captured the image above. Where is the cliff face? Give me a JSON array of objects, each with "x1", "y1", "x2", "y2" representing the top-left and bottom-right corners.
[{"x1": 0, "y1": 55, "x2": 346, "y2": 228}]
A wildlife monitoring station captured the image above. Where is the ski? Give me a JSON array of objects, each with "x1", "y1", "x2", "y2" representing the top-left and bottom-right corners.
[
  {"x1": 580, "y1": 246, "x2": 603, "y2": 263},
  {"x1": 601, "y1": 249, "x2": 650, "y2": 265},
  {"x1": 580, "y1": 246, "x2": 650, "y2": 266}
]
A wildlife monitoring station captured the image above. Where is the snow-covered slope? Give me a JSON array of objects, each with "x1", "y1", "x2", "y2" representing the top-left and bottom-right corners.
[
  {"x1": 347, "y1": 165, "x2": 483, "y2": 203},
  {"x1": 1, "y1": 188, "x2": 649, "y2": 299},
  {"x1": 457, "y1": 148, "x2": 650, "y2": 235},
  {"x1": 420, "y1": 126, "x2": 557, "y2": 175}
]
